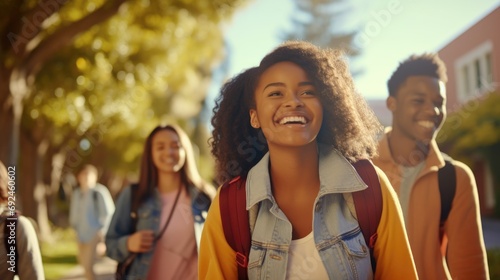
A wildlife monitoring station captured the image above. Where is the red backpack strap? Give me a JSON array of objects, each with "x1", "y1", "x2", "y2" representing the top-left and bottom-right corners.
[
  {"x1": 352, "y1": 159, "x2": 382, "y2": 271},
  {"x1": 219, "y1": 176, "x2": 250, "y2": 280}
]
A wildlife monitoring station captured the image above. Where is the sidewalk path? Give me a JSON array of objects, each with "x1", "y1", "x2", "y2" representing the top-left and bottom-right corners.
[
  {"x1": 57, "y1": 218, "x2": 500, "y2": 280},
  {"x1": 57, "y1": 257, "x2": 116, "y2": 280},
  {"x1": 483, "y1": 217, "x2": 500, "y2": 249}
]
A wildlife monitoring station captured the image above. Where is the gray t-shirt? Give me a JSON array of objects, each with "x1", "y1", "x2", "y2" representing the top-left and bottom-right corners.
[{"x1": 398, "y1": 161, "x2": 425, "y2": 225}]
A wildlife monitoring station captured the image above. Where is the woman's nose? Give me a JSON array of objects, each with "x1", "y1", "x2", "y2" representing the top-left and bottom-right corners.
[{"x1": 284, "y1": 93, "x2": 304, "y2": 108}]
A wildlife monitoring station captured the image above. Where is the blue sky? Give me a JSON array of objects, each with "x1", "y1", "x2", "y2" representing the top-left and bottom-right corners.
[{"x1": 218, "y1": 0, "x2": 499, "y2": 100}]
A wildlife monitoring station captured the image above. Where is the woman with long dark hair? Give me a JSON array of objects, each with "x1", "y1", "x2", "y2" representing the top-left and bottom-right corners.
[{"x1": 106, "y1": 124, "x2": 215, "y2": 280}]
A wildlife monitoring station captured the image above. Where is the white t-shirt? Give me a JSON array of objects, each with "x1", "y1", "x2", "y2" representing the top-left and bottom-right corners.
[{"x1": 286, "y1": 232, "x2": 328, "y2": 280}]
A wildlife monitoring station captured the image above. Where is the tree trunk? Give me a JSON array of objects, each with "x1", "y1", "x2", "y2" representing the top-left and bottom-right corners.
[
  {"x1": 0, "y1": 73, "x2": 13, "y2": 164},
  {"x1": 48, "y1": 150, "x2": 71, "y2": 227},
  {"x1": 0, "y1": 107, "x2": 13, "y2": 164},
  {"x1": 18, "y1": 126, "x2": 53, "y2": 240},
  {"x1": 34, "y1": 139, "x2": 53, "y2": 241},
  {"x1": 19, "y1": 129, "x2": 36, "y2": 219}
]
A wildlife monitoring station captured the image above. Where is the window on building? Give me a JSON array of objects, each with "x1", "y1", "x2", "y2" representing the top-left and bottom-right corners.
[
  {"x1": 454, "y1": 41, "x2": 494, "y2": 102},
  {"x1": 485, "y1": 52, "x2": 492, "y2": 84},
  {"x1": 462, "y1": 65, "x2": 470, "y2": 94},
  {"x1": 474, "y1": 59, "x2": 482, "y2": 90}
]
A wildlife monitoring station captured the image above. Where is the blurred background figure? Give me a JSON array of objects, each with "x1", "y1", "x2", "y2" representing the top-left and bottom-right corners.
[
  {"x1": 106, "y1": 124, "x2": 215, "y2": 280},
  {"x1": 0, "y1": 160, "x2": 45, "y2": 280},
  {"x1": 69, "y1": 164, "x2": 115, "y2": 280}
]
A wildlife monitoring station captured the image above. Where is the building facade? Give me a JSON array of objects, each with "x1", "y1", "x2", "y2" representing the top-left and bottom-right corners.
[{"x1": 438, "y1": 6, "x2": 499, "y2": 215}]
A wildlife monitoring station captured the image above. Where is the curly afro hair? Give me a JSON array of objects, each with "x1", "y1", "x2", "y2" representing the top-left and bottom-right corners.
[{"x1": 210, "y1": 41, "x2": 382, "y2": 184}]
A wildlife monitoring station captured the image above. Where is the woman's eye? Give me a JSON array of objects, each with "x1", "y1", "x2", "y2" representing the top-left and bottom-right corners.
[
  {"x1": 267, "y1": 91, "x2": 281, "y2": 97},
  {"x1": 412, "y1": 99, "x2": 424, "y2": 104},
  {"x1": 301, "y1": 90, "x2": 315, "y2": 96}
]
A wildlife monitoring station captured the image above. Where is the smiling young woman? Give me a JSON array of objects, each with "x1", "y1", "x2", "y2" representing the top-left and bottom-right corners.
[
  {"x1": 199, "y1": 41, "x2": 418, "y2": 280},
  {"x1": 105, "y1": 124, "x2": 215, "y2": 280}
]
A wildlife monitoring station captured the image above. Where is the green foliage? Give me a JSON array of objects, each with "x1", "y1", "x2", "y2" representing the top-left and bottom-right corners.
[
  {"x1": 438, "y1": 91, "x2": 500, "y2": 155},
  {"x1": 437, "y1": 91, "x2": 500, "y2": 216},
  {"x1": 488, "y1": 248, "x2": 500, "y2": 280},
  {"x1": 41, "y1": 227, "x2": 78, "y2": 280},
  {"x1": 14, "y1": 0, "x2": 248, "y2": 179}
]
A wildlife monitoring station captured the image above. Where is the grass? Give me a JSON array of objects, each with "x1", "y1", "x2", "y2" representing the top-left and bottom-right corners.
[
  {"x1": 489, "y1": 248, "x2": 500, "y2": 280},
  {"x1": 41, "y1": 227, "x2": 78, "y2": 280}
]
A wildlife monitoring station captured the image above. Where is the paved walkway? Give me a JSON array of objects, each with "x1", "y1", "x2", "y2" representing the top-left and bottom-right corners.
[
  {"x1": 57, "y1": 256, "x2": 116, "y2": 280},
  {"x1": 482, "y1": 217, "x2": 500, "y2": 249},
  {"x1": 58, "y1": 218, "x2": 500, "y2": 280}
]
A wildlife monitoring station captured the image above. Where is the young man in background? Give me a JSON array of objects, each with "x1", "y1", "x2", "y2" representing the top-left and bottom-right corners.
[
  {"x1": 70, "y1": 164, "x2": 114, "y2": 280},
  {"x1": 373, "y1": 53, "x2": 489, "y2": 279}
]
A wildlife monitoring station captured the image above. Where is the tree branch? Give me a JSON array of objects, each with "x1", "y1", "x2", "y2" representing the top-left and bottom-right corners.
[
  {"x1": 2, "y1": 0, "x2": 70, "y2": 59},
  {"x1": 19, "y1": 0, "x2": 127, "y2": 83}
]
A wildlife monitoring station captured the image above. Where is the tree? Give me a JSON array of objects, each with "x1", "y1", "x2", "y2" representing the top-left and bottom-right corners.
[
  {"x1": 0, "y1": 0, "x2": 246, "y2": 238},
  {"x1": 437, "y1": 91, "x2": 500, "y2": 217},
  {"x1": 280, "y1": 0, "x2": 362, "y2": 74},
  {"x1": 0, "y1": 0, "x2": 130, "y2": 240},
  {"x1": 1, "y1": 0, "x2": 127, "y2": 166}
]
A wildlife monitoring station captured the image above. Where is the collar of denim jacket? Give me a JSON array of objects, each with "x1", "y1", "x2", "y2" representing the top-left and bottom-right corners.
[{"x1": 246, "y1": 143, "x2": 368, "y2": 210}]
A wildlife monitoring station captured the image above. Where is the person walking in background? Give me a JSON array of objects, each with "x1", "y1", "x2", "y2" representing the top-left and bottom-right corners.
[
  {"x1": 373, "y1": 53, "x2": 489, "y2": 279},
  {"x1": 199, "y1": 41, "x2": 418, "y2": 279},
  {"x1": 69, "y1": 164, "x2": 115, "y2": 280},
  {"x1": 106, "y1": 124, "x2": 215, "y2": 280},
  {"x1": 0, "y1": 160, "x2": 45, "y2": 280}
]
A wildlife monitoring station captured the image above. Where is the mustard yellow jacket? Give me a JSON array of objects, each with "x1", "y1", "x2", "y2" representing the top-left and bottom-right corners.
[{"x1": 199, "y1": 150, "x2": 418, "y2": 279}]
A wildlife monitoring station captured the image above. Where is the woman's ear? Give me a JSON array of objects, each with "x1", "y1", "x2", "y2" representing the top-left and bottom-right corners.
[
  {"x1": 386, "y1": 96, "x2": 397, "y2": 112},
  {"x1": 249, "y1": 110, "x2": 260, "y2": 128}
]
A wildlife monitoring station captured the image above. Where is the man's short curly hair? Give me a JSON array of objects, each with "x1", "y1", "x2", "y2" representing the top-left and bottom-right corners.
[
  {"x1": 387, "y1": 53, "x2": 448, "y2": 97},
  {"x1": 210, "y1": 41, "x2": 382, "y2": 184}
]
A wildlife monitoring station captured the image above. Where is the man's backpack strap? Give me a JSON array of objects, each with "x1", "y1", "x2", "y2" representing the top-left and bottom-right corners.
[
  {"x1": 219, "y1": 176, "x2": 250, "y2": 280},
  {"x1": 438, "y1": 160, "x2": 456, "y2": 253},
  {"x1": 352, "y1": 159, "x2": 382, "y2": 271},
  {"x1": 93, "y1": 189, "x2": 100, "y2": 218}
]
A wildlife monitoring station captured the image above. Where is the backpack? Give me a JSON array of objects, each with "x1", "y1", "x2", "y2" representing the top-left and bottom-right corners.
[
  {"x1": 219, "y1": 159, "x2": 382, "y2": 279},
  {"x1": 92, "y1": 190, "x2": 100, "y2": 216}
]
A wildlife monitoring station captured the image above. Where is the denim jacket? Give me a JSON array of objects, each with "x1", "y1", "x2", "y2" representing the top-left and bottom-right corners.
[
  {"x1": 246, "y1": 145, "x2": 373, "y2": 279},
  {"x1": 105, "y1": 184, "x2": 211, "y2": 280}
]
